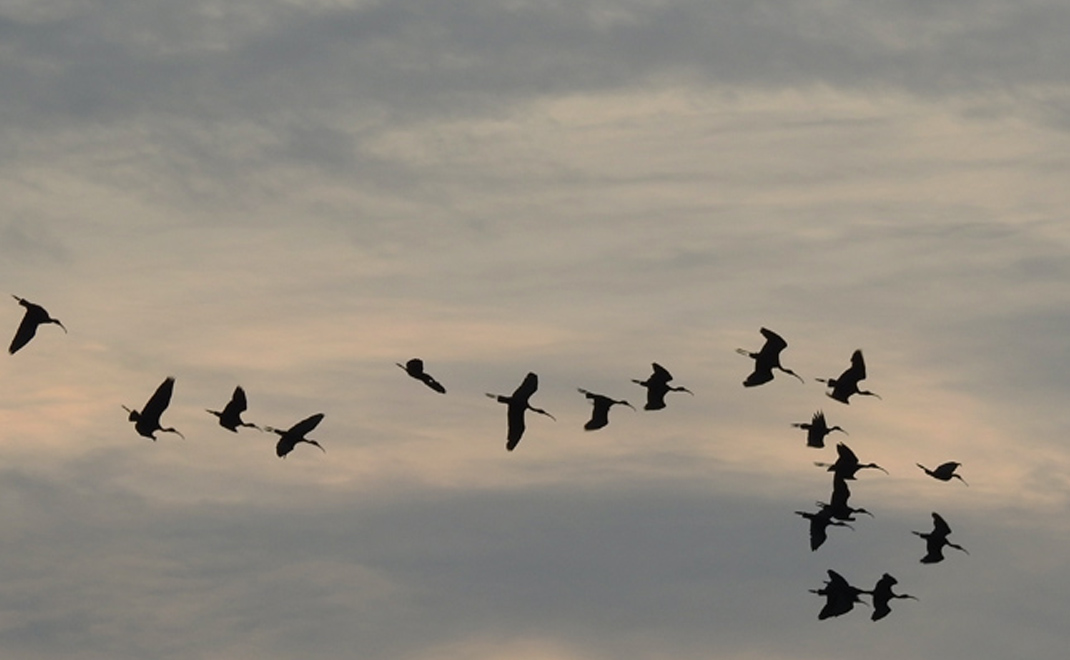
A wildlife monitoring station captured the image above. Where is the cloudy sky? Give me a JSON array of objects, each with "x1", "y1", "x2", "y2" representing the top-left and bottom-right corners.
[{"x1": 2, "y1": 1, "x2": 1070, "y2": 658}]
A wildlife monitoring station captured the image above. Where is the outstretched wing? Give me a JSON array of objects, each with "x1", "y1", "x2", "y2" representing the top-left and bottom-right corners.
[
  {"x1": 287, "y1": 412, "x2": 325, "y2": 437},
  {"x1": 848, "y1": 349, "x2": 866, "y2": 380},
  {"x1": 8, "y1": 311, "x2": 38, "y2": 354},
  {"x1": 228, "y1": 386, "x2": 249, "y2": 414},
  {"x1": 836, "y1": 442, "x2": 859, "y2": 464},
  {"x1": 650, "y1": 362, "x2": 672, "y2": 383},
  {"x1": 142, "y1": 377, "x2": 176, "y2": 421},
  {"x1": 759, "y1": 327, "x2": 788, "y2": 354},
  {"x1": 512, "y1": 372, "x2": 539, "y2": 400},
  {"x1": 931, "y1": 512, "x2": 952, "y2": 536}
]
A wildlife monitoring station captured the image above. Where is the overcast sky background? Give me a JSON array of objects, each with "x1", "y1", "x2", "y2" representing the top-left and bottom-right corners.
[{"x1": 2, "y1": 1, "x2": 1070, "y2": 658}]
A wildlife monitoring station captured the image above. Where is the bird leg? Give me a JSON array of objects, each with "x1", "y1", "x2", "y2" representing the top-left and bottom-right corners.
[{"x1": 529, "y1": 406, "x2": 556, "y2": 421}]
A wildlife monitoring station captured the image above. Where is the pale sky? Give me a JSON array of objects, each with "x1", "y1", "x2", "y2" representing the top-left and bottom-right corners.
[{"x1": 2, "y1": 1, "x2": 1070, "y2": 659}]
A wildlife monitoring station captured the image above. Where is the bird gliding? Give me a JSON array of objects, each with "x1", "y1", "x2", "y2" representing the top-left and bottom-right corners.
[
  {"x1": 577, "y1": 388, "x2": 635, "y2": 430},
  {"x1": 487, "y1": 372, "x2": 556, "y2": 451},
  {"x1": 917, "y1": 461, "x2": 968, "y2": 485},
  {"x1": 9, "y1": 295, "x2": 66, "y2": 355},
  {"x1": 266, "y1": 413, "x2": 326, "y2": 458}
]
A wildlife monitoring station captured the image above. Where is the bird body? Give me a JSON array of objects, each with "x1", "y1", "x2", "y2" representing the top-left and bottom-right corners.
[
  {"x1": 737, "y1": 327, "x2": 803, "y2": 386},
  {"x1": 817, "y1": 350, "x2": 880, "y2": 404},
  {"x1": 796, "y1": 506, "x2": 853, "y2": 551},
  {"x1": 811, "y1": 570, "x2": 868, "y2": 620},
  {"x1": 917, "y1": 461, "x2": 968, "y2": 485},
  {"x1": 578, "y1": 388, "x2": 634, "y2": 430},
  {"x1": 207, "y1": 386, "x2": 261, "y2": 432},
  {"x1": 487, "y1": 372, "x2": 555, "y2": 451},
  {"x1": 820, "y1": 474, "x2": 874, "y2": 522},
  {"x1": 870, "y1": 573, "x2": 917, "y2": 621},
  {"x1": 9, "y1": 295, "x2": 67, "y2": 354},
  {"x1": 632, "y1": 363, "x2": 692, "y2": 410},
  {"x1": 816, "y1": 442, "x2": 887, "y2": 480},
  {"x1": 267, "y1": 413, "x2": 326, "y2": 457},
  {"x1": 792, "y1": 410, "x2": 846, "y2": 448},
  {"x1": 914, "y1": 512, "x2": 968, "y2": 563},
  {"x1": 397, "y1": 358, "x2": 446, "y2": 394},
  {"x1": 124, "y1": 377, "x2": 184, "y2": 440}
]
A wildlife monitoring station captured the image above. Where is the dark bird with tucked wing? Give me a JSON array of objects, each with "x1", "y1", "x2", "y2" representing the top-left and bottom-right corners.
[
  {"x1": 917, "y1": 461, "x2": 968, "y2": 485},
  {"x1": 397, "y1": 358, "x2": 446, "y2": 394},
  {"x1": 124, "y1": 377, "x2": 184, "y2": 440},
  {"x1": 9, "y1": 295, "x2": 66, "y2": 355}
]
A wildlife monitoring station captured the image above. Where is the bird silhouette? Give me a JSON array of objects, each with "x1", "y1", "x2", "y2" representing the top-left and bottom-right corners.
[
  {"x1": 486, "y1": 372, "x2": 555, "y2": 451},
  {"x1": 123, "y1": 377, "x2": 184, "y2": 440},
  {"x1": 869, "y1": 573, "x2": 917, "y2": 621},
  {"x1": 396, "y1": 358, "x2": 446, "y2": 394},
  {"x1": 207, "y1": 386, "x2": 262, "y2": 432},
  {"x1": 815, "y1": 442, "x2": 887, "y2": 480},
  {"x1": 913, "y1": 512, "x2": 969, "y2": 563},
  {"x1": 810, "y1": 569, "x2": 869, "y2": 620},
  {"x1": 266, "y1": 413, "x2": 326, "y2": 458},
  {"x1": 816, "y1": 349, "x2": 881, "y2": 404},
  {"x1": 796, "y1": 505, "x2": 853, "y2": 551},
  {"x1": 736, "y1": 327, "x2": 804, "y2": 386},
  {"x1": 818, "y1": 475, "x2": 874, "y2": 522},
  {"x1": 632, "y1": 363, "x2": 693, "y2": 410},
  {"x1": 577, "y1": 388, "x2": 634, "y2": 430},
  {"x1": 792, "y1": 410, "x2": 846, "y2": 448},
  {"x1": 9, "y1": 295, "x2": 67, "y2": 354},
  {"x1": 917, "y1": 461, "x2": 968, "y2": 485}
]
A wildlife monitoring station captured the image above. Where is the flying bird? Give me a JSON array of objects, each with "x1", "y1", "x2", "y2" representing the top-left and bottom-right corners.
[
  {"x1": 810, "y1": 569, "x2": 869, "y2": 620},
  {"x1": 736, "y1": 327, "x2": 804, "y2": 386},
  {"x1": 815, "y1": 442, "x2": 887, "y2": 480},
  {"x1": 816, "y1": 349, "x2": 881, "y2": 404},
  {"x1": 913, "y1": 512, "x2": 969, "y2": 564},
  {"x1": 123, "y1": 377, "x2": 184, "y2": 440},
  {"x1": 869, "y1": 573, "x2": 917, "y2": 621},
  {"x1": 917, "y1": 461, "x2": 968, "y2": 485},
  {"x1": 266, "y1": 413, "x2": 326, "y2": 458},
  {"x1": 796, "y1": 505, "x2": 853, "y2": 551},
  {"x1": 487, "y1": 372, "x2": 555, "y2": 451},
  {"x1": 9, "y1": 295, "x2": 67, "y2": 354},
  {"x1": 207, "y1": 386, "x2": 261, "y2": 432},
  {"x1": 792, "y1": 410, "x2": 846, "y2": 448},
  {"x1": 577, "y1": 388, "x2": 635, "y2": 431},
  {"x1": 818, "y1": 475, "x2": 874, "y2": 522},
  {"x1": 632, "y1": 363, "x2": 693, "y2": 410},
  {"x1": 396, "y1": 358, "x2": 446, "y2": 394}
]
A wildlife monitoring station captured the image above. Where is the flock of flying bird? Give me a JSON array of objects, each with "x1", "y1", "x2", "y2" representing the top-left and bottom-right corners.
[
  {"x1": 736, "y1": 327, "x2": 970, "y2": 621},
  {"x1": 9, "y1": 297, "x2": 970, "y2": 621}
]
